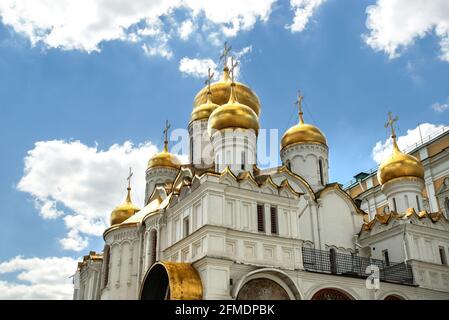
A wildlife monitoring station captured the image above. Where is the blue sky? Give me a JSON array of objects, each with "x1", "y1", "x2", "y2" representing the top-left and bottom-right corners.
[{"x1": 0, "y1": 0, "x2": 448, "y2": 299}]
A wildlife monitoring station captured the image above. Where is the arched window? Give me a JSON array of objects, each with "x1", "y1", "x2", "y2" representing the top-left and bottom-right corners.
[
  {"x1": 318, "y1": 159, "x2": 324, "y2": 185},
  {"x1": 241, "y1": 151, "x2": 245, "y2": 170},
  {"x1": 150, "y1": 230, "x2": 158, "y2": 266},
  {"x1": 189, "y1": 137, "x2": 193, "y2": 163},
  {"x1": 445, "y1": 197, "x2": 449, "y2": 215},
  {"x1": 416, "y1": 195, "x2": 421, "y2": 212},
  {"x1": 286, "y1": 160, "x2": 291, "y2": 171},
  {"x1": 392, "y1": 198, "x2": 397, "y2": 212},
  {"x1": 404, "y1": 195, "x2": 409, "y2": 208}
]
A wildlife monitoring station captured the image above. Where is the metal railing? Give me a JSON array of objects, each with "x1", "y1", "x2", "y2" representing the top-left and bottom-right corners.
[
  {"x1": 302, "y1": 247, "x2": 414, "y2": 286},
  {"x1": 343, "y1": 125, "x2": 449, "y2": 190}
]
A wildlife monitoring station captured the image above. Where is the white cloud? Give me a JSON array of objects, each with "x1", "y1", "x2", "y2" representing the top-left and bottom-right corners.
[
  {"x1": 178, "y1": 19, "x2": 195, "y2": 41},
  {"x1": 17, "y1": 140, "x2": 161, "y2": 251},
  {"x1": 287, "y1": 0, "x2": 327, "y2": 33},
  {"x1": 432, "y1": 101, "x2": 449, "y2": 112},
  {"x1": 372, "y1": 123, "x2": 449, "y2": 164},
  {"x1": 364, "y1": 0, "x2": 449, "y2": 62},
  {"x1": 0, "y1": 0, "x2": 276, "y2": 55},
  {"x1": 0, "y1": 256, "x2": 77, "y2": 299},
  {"x1": 179, "y1": 57, "x2": 218, "y2": 79}
]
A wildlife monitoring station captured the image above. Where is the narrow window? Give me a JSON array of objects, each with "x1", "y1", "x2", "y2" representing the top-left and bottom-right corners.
[
  {"x1": 416, "y1": 195, "x2": 421, "y2": 212},
  {"x1": 150, "y1": 230, "x2": 157, "y2": 266},
  {"x1": 439, "y1": 247, "x2": 447, "y2": 265},
  {"x1": 286, "y1": 160, "x2": 291, "y2": 171},
  {"x1": 257, "y1": 204, "x2": 265, "y2": 232},
  {"x1": 392, "y1": 198, "x2": 397, "y2": 212},
  {"x1": 241, "y1": 151, "x2": 245, "y2": 170},
  {"x1": 190, "y1": 137, "x2": 193, "y2": 163},
  {"x1": 183, "y1": 217, "x2": 190, "y2": 237},
  {"x1": 329, "y1": 248, "x2": 337, "y2": 274},
  {"x1": 216, "y1": 154, "x2": 220, "y2": 172},
  {"x1": 270, "y1": 206, "x2": 278, "y2": 235},
  {"x1": 383, "y1": 249, "x2": 390, "y2": 266},
  {"x1": 319, "y1": 159, "x2": 324, "y2": 185},
  {"x1": 445, "y1": 197, "x2": 449, "y2": 215},
  {"x1": 102, "y1": 245, "x2": 110, "y2": 288}
]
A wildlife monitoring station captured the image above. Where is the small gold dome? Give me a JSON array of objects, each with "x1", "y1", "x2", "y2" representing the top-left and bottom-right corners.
[
  {"x1": 193, "y1": 67, "x2": 260, "y2": 117},
  {"x1": 207, "y1": 83, "x2": 259, "y2": 136},
  {"x1": 377, "y1": 140, "x2": 424, "y2": 185},
  {"x1": 281, "y1": 112, "x2": 327, "y2": 150},
  {"x1": 147, "y1": 147, "x2": 181, "y2": 170},
  {"x1": 191, "y1": 92, "x2": 220, "y2": 122},
  {"x1": 110, "y1": 187, "x2": 140, "y2": 226}
]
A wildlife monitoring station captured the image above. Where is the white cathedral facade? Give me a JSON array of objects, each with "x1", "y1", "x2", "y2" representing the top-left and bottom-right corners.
[{"x1": 73, "y1": 53, "x2": 449, "y2": 300}]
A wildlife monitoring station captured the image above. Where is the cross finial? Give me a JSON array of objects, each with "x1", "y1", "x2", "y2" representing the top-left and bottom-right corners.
[
  {"x1": 385, "y1": 112, "x2": 399, "y2": 139},
  {"x1": 229, "y1": 56, "x2": 238, "y2": 83},
  {"x1": 126, "y1": 167, "x2": 133, "y2": 189},
  {"x1": 219, "y1": 42, "x2": 232, "y2": 69},
  {"x1": 385, "y1": 112, "x2": 400, "y2": 151},
  {"x1": 295, "y1": 90, "x2": 304, "y2": 124},
  {"x1": 163, "y1": 120, "x2": 170, "y2": 152},
  {"x1": 205, "y1": 67, "x2": 214, "y2": 94}
]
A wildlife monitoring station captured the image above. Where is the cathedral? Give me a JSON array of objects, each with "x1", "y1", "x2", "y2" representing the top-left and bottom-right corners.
[{"x1": 73, "y1": 46, "x2": 449, "y2": 300}]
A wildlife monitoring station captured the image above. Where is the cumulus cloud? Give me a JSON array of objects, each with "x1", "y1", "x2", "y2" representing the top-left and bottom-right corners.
[
  {"x1": 16, "y1": 140, "x2": 167, "y2": 251},
  {"x1": 179, "y1": 57, "x2": 218, "y2": 79},
  {"x1": 431, "y1": 101, "x2": 449, "y2": 112},
  {"x1": 364, "y1": 0, "x2": 449, "y2": 62},
  {"x1": 178, "y1": 19, "x2": 195, "y2": 41},
  {"x1": 0, "y1": 0, "x2": 276, "y2": 55},
  {"x1": 179, "y1": 45, "x2": 252, "y2": 80},
  {"x1": 0, "y1": 256, "x2": 77, "y2": 299},
  {"x1": 372, "y1": 123, "x2": 449, "y2": 164},
  {"x1": 287, "y1": 0, "x2": 327, "y2": 33}
]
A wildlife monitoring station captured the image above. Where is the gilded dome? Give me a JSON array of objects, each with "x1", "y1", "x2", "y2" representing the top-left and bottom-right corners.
[
  {"x1": 148, "y1": 146, "x2": 181, "y2": 170},
  {"x1": 193, "y1": 67, "x2": 260, "y2": 117},
  {"x1": 281, "y1": 112, "x2": 327, "y2": 150},
  {"x1": 110, "y1": 187, "x2": 140, "y2": 226},
  {"x1": 190, "y1": 92, "x2": 220, "y2": 122},
  {"x1": 207, "y1": 83, "x2": 259, "y2": 136},
  {"x1": 377, "y1": 140, "x2": 424, "y2": 185}
]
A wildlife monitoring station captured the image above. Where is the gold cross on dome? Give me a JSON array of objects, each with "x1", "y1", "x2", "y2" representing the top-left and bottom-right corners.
[
  {"x1": 205, "y1": 67, "x2": 214, "y2": 93},
  {"x1": 295, "y1": 90, "x2": 304, "y2": 123},
  {"x1": 219, "y1": 42, "x2": 232, "y2": 68},
  {"x1": 385, "y1": 112, "x2": 399, "y2": 138},
  {"x1": 229, "y1": 56, "x2": 238, "y2": 83},
  {"x1": 127, "y1": 167, "x2": 133, "y2": 189}
]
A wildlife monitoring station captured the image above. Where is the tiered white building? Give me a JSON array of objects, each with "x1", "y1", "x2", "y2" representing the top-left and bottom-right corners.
[{"x1": 73, "y1": 52, "x2": 449, "y2": 300}]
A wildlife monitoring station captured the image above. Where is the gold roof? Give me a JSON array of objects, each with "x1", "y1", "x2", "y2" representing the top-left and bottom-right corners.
[
  {"x1": 280, "y1": 99, "x2": 327, "y2": 150},
  {"x1": 207, "y1": 82, "x2": 259, "y2": 135},
  {"x1": 377, "y1": 130, "x2": 424, "y2": 185},
  {"x1": 110, "y1": 187, "x2": 140, "y2": 226},
  {"x1": 148, "y1": 142, "x2": 181, "y2": 170},
  {"x1": 193, "y1": 67, "x2": 260, "y2": 117},
  {"x1": 191, "y1": 90, "x2": 220, "y2": 122}
]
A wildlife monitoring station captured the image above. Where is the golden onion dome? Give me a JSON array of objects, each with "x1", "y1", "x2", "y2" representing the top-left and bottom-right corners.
[
  {"x1": 193, "y1": 67, "x2": 260, "y2": 117},
  {"x1": 207, "y1": 82, "x2": 259, "y2": 136},
  {"x1": 110, "y1": 187, "x2": 140, "y2": 226},
  {"x1": 147, "y1": 145, "x2": 181, "y2": 170},
  {"x1": 280, "y1": 105, "x2": 327, "y2": 150},
  {"x1": 377, "y1": 137, "x2": 424, "y2": 185},
  {"x1": 191, "y1": 91, "x2": 220, "y2": 122}
]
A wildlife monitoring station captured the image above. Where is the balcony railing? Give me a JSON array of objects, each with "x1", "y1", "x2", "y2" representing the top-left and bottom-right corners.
[{"x1": 302, "y1": 247, "x2": 415, "y2": 286}]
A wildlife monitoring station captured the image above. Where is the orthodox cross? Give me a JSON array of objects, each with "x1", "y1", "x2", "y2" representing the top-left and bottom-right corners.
[
  {"x1": 295, "y1": 91, "x2": 304, "y2": 123},
  {"x1": 127, "y1": 167, "x2": 133, "y2": 189},
  {"x1": 385, "y1": 112, "x2": 399, "y2": 138},
  {"x1": 205, "y1": 67, "x2": 214, "y2": 93},
  {"x1": 163, "y1": 120, "x2": 170, "y2": 150},
  {"x1": 219, "y1": 42, "x2": 232, "y2": 69},
  {"x1": 229, "y1": 56, "x2": 238, "y2": 83}
]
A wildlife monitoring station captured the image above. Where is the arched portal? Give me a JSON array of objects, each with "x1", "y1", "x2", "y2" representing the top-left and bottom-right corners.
[
  {"x1": 384, "y1": 294, "x2": 404, "y2": 300},
  {"x1": 140, "y1": 261, "x2": 203, "y2": 300},
  {"x1": 311, "y1": 288, "x2": 352, "y2": 300},
  {"x1": 237, "y1": 278, "x2": 290, "y2": 300}
]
